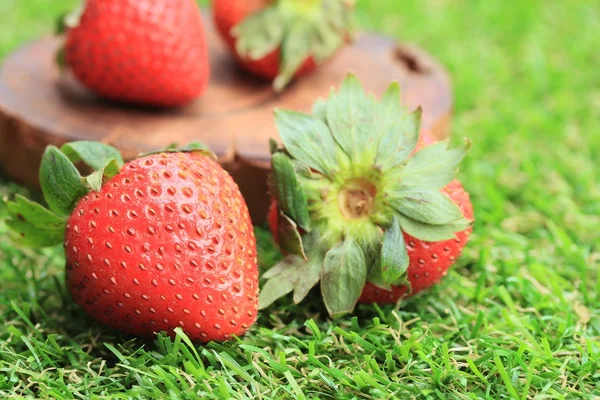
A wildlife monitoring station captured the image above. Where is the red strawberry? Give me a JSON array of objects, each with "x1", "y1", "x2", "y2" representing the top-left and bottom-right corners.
[
  {"x1": 62, "y1": 0, "x2": 209, "y2": 107},
  {"x1": 213, "y1": 0, "x2": 354, "y2": 90},
  {"x1": 5, "y1": 142, "x2": 258, "y2": 341},
  {"x1": 259, "y1": 74, "x2": 474, "y2": 317}
]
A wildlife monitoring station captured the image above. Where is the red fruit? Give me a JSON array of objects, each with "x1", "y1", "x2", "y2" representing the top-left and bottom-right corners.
[
  {"x1": 65, "y1": 153, "x2": 257, "y2": 341},
  {"x1": 260, "y1": 74, "x2": 474, "y2": 316},
  {"x1": 5, "y1": 143, "x2": 258, "y2": 342},
  {"x1": 64, "y1": 0, "x2": 209, "y2": 107},
  {"x1": 213, "y1": 0, "x2": 353, "y2": 90}
]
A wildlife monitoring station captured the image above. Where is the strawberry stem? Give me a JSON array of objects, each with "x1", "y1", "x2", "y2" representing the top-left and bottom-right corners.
[{"x1": 337, "y1": 179, "x2": 377, "y2": 220}]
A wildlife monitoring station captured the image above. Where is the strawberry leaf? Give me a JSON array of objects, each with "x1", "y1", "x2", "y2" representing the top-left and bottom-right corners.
[
  {"x1": 321, "y1": 237, "x2": 366, "y2": 317},
  {"x1": 380, "y1": 216, "x2": 409, "y2": 284},
  {"x1": 55, "y1": 12, "x2": 69, "y2": 35},
  {"x1": 269, "y1": 138, "x2": 279, "y2": 155},
  {"x1": 293, "y1": 255, "x2": 322, "y2": 304},
  {"x1": 273, "y1": 21, "x2": 313, "y2": 91},
  {"x1": 311, "y1": 14, "x2": 345, "y2": 62},
  {"x1": 389, "y1": 189, "x2": 465, "y2": 225},
  {"x1": 139, "y1": 142, "x2": 216, "y2": 160},
  {"x1": 63, "y1": 0, "x2": 84, "y2": 29},
  {"x1": 277, "y1": 213, "x2": 307, "y2": 259},
  {"x1": 260, "y1": 234, "x2": 323, "y2": 306},
  {"x1": 259, "y1": 241, "x2": 326, "y2": 309},
  {"x1": 396, "y1": 213, "x2": 472, "y2": 242},
  {"x1": 5, "y1": 195, "x2": 66, "y2": 247},
  {"x1": 262, "y1": 255, "x2": 300, "y2": 280},
  {"x1": 274, "y1": 109, "x2": 339, "y2": 176},
  {"x1": 40, "y1": 146, "x2": 89, "y2": 216},
  {"x1": 325, "y1": 73, "x2": 377, "y2": 163},
  {"x1": 362, "y1": 243, "x2": 391, "y2": 290},
  {"x1": 270, "y1": 152, "x2": 310, "y2": 231},
  {"x1": 6, "y1": 195, "x2": 66, "y2": 229},
  {"x1": 233, "y1": 7, "x2": 284, "y2": 60},
  {"x1": 85, "y1": 158, "x2": 121, "y2": 191},
  {"x1": 366, "y1": 263, "x2": 392, "y2": 291},
  {"x1": 375, "y1": 106, "x2": 421, "y2": 172},
  {"x1": 61, "y1": 141, "x2": 124, "y2": 171},
  {"x1": 399, "y1": 139, "x2": 471, "y2": 190},
  {"x1": 379, "y1": 79, "x2": 403, "y2": 115},
  {"x1": 6, "y1": 218, "x2": 64, "y2": 247},
  {"x1": 312, "y1": 98, "x2": 328, "y2": 121},
  {"x1": 258, "y1": 256, "x2": 305, "y2": 309},
  {"x1": 173, "y1": 142, "x2": 213, "y2": 153},
  {"x1": 258, "y1": 272, "x2": 297, "y2": 310},
  {"x1": 6, "y1": 218, "x2": 65, "y2": 247}
]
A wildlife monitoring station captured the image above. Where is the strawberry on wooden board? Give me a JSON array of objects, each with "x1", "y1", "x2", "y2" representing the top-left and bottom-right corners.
[
  {"x1": 212, "y1": 0, "x2": 355, "y2": 91},
  {"x1": 261, "y1": 74, "x2": 474, "y2": 317},
  {"x1": 4, "y1": 142, "x2": 258, "y2": 342},
  {"x1": 60, "y1": 0, "x2": 210, "y2": 107}
]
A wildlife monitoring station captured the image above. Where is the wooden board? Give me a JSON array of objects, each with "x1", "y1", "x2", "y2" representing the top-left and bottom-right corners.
[{"x1": 0, "y1": 15, "x2": 452, "y2": 223}]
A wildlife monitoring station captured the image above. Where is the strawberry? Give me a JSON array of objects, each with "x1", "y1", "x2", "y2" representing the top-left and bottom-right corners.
[
  {"x1": 259, "y1": 74, "x2": 474, "y2": 316},
  {"x1": 5, "y1": 142, "x2": 258, "y2": 341},
  {"x1": 213, "y1": 0, "x2": 354, "y2": 90},
  {"x1": 60, "y1": 0, "x2": 209, "y2": 107}
]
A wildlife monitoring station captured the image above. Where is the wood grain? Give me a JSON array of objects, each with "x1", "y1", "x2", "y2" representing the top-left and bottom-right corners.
[{"x1": 0, "y1": 14, "x2": 452, "y2": 223}]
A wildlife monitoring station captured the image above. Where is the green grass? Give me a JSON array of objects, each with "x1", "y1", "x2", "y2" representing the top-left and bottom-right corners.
[{"x1": 1, "y1": 0, "x2": 599, "y2": 398}]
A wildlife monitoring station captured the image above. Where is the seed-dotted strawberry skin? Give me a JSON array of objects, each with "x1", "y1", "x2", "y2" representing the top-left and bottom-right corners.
[
  {"x1": 65, "y1": 0, "x2": 209, "y2": 106},
  {"x1": 64, "y1": 152, "x2": 258, "y2": 341},
  {"x1": 213, "y1": 0, "x2": 317, "y2": 81}
]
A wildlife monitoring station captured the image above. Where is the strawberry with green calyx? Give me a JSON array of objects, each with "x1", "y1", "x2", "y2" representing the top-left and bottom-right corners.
[
  {"x1": 260, "y1": 74, "x2": 474, "y2": 317},
  {"x1": 213, "y1": 0, "x2": 354, "y2": 91},
  {"x1": 5, "y1": 141, "x2": 258, "y2": 342}
]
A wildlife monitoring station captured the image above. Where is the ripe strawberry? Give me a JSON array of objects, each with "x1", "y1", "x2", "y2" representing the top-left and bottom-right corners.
[
  {"x1": 5, "y1": 142, "x2": 258, "y2": 341},
  {"x1": 213, "y1": 0, "x2": 354, "y2": 90},
  {"x1": 61, "y1": 0, "x2": 209, "y2": 107},
  {"x1": 260, "y1": 74, "x2": 474, "y2": 316}
]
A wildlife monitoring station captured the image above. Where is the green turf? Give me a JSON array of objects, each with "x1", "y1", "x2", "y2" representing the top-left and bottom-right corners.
[{"x1": 1, "y1": 0, "x2": 599, "y2": 398}]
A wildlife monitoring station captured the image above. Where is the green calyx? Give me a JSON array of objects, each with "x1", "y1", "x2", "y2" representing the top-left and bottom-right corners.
[
  {"x1": 259, "y1": 73, "x2": 472, "y2": 316},
  {"x1": 232, "y1": 0, "x2": 355, "y2": 91},
  {"x1": 4, "y1": 141, "x2": 214, "y2": 249},
  {"x1": 55, "y1": 0, "x2": 85, "y2": 35},
  {"x1": 139, "y1": 142, "x2": 216, "y2": 160},
  {"x1": 4, "y1": 141, "x2": 124, "y2": 247}
]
